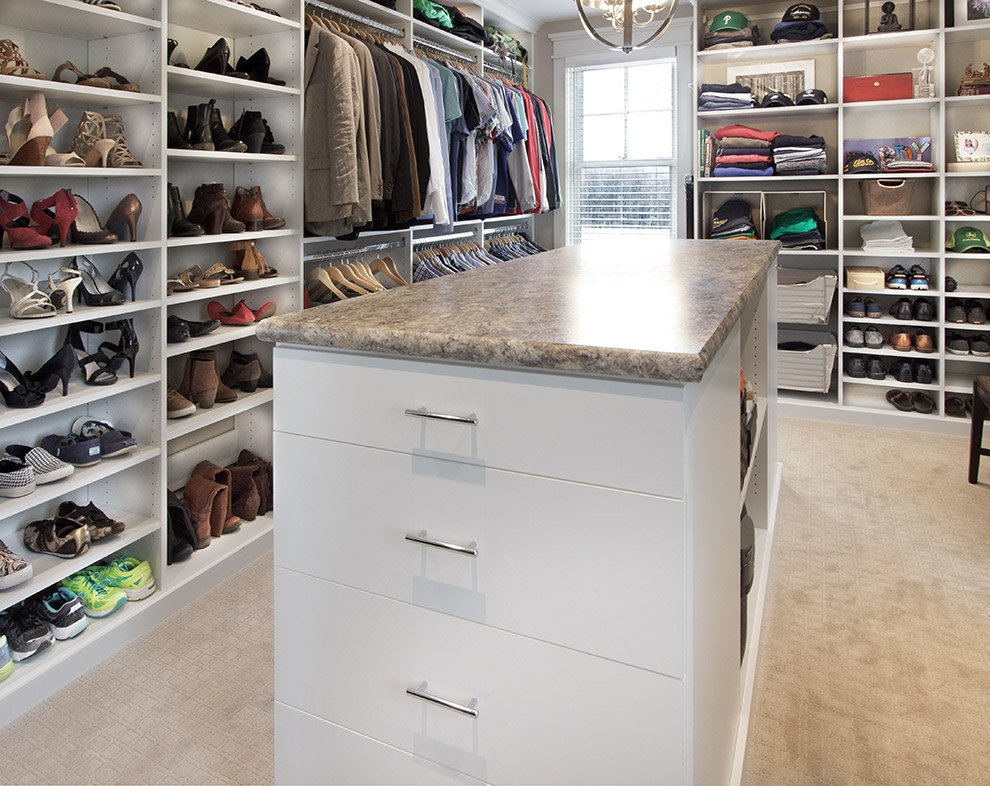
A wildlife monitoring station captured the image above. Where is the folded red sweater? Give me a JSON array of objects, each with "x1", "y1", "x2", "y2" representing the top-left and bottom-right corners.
[
  {"x1": 715, "y1": 154, "x2": 773, "y2": 164},
  {"x1": 715, "y1": 124, "x2": 779, "y2": 141}
]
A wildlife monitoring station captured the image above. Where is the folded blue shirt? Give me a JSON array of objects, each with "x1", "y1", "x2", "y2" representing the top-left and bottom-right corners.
[{"x1": 714, "y1": 166, "x2": 775, "y2": 177}]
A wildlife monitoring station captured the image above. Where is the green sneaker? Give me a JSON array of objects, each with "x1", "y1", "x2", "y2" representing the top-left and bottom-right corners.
[
  {"x1": 0, "y1": 634, "x2": 13, "y2": 682},
  {"x1": 83, "y1": 556, "x2": 156, "y2": 601},
  {"x1": 61, "y1": 572, "x2": 128, "y2": 617}
]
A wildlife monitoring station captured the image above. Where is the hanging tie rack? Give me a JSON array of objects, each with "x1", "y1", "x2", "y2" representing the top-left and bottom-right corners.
[
  {"x1": 306, "y1": 0, "x2": 405, "y2": 38},
  {"x1": 304, "y1": 239, "x2": 405, "y2": 264},
  {"x1": 412, "y1": 35, "x2": 477, "y2": 65}
]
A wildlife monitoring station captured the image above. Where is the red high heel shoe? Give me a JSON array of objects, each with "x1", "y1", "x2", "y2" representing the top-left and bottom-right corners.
[
  {"x1": 0, "y1": 190, "x2": 52, "y2": 249},
  {"x1": 30, "y1": 188, "x2": 78, "y2": 248}
]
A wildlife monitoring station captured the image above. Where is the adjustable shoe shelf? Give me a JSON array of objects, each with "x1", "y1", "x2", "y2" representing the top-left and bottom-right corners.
[{"x1": 694, "y1": 0, "x2": 990, "y2": 431}]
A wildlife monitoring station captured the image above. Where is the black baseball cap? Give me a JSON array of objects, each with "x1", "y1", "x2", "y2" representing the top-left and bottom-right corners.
[
  {"x1": 712, "y1": 198, "x2": 753, "y2": 227},
  {"x1": 844, "y1": 151, "x2": 880, "y2": 173},
  {"x1": 783, "y1": 3, "x2": 820, "y2": 21},
  {"x1": 761, "y1": 91, "x2": 794, "y2": 108},
  {"x1": 795, "y1": 88, "x2": 827, "y2": 105}
]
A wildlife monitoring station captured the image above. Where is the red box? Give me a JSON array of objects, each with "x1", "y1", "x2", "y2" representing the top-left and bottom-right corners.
[{"x1": 843, "y1": 72, "x2": 914, "y2": 103}]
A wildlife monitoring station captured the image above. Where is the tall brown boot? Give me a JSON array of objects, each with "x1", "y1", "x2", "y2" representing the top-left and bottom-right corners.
[
  {"x1": 182, "y1": 474, "x2": 224, "y2": 548},
  {"x1": 236, "y1": 449, "x2": 272, "y2": 514},
  {"x1": 177, "y1": 354, "x2": 219, "y2": 408},
  {"x1": 226, "y1": 464, "x2": 261, "y2": 521},
  {"x1": 192, "y1": 460, "x2": 240, "y2": 535},
  {"x1": 190, "y1": 349, "x2": 237, "y2": 402}
]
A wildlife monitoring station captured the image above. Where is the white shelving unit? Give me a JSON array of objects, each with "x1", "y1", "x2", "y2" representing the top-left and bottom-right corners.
[{"x1": 694, "y1": 0, "x2": 990, "y2": 431}]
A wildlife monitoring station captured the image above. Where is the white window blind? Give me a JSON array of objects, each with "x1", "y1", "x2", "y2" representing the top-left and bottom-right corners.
[{"x1": 565, "y1": 59, "x2": 676, "y2": 245}]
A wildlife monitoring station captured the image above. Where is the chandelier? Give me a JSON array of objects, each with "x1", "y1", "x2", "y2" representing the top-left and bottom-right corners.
[{"x1": 575, "y1": 0, "x2": 679, "y2": 53}]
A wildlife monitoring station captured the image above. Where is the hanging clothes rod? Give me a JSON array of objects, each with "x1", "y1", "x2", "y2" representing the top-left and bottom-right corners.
[
  {"x1": 412, "y1": 35, "x2": 476, "y2": 64},
  {"x1": 306, "y1": 0, "x2": 404, "y2": 38},
  {"x1": 304, "y1": 239, "x2": 405, "y2": 263},
  {"x1": 484, "y1": 224, "x2": 529, "y2": 235},
  {"x1": 413, "y1": 230, "x2": 477, "y2": 246}
]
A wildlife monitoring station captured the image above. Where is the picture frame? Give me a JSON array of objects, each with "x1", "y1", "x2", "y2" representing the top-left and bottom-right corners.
[
  {"x1": 955, "y1": 0, "x2": 990, "y2": 24},
  {"x1": 954, "y1": 131, "x2": 990, "y2": 162},
  {"x1": 725, "y1": 60, "x2": 816, "y2": 102}
]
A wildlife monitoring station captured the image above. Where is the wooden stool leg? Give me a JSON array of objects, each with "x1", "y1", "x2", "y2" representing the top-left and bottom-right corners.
[{"x1": 969, "y1": 385, "x2": 987, "y2": 483}]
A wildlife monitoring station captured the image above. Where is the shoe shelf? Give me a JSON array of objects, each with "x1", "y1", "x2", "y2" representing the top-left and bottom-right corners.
[
  {"x1": 0, "y1": 299, "x2": 162, "y2": 339},
  {"x1": 946, "y1": 252, "x2": 990, "y2": 260},
  {"x1": 0, "y1": 373, "x2": 159, "y2": 432},
  {"x1": 842, "y1": 316, "x2": 935, "y2": 328},
  {"x1": 167, "y1": 276, "x2": 300, "y2": 305},
  {"x1": 168, "y1": 0, "x2": 301, "y2": 36},
  {"x1": 166, "y1": 67, "x2": 300, "y2": 100},
  {"x1": 944, "y1": 353, "x2": 990, "y2": 362},
  {"x1": 840, "y1": 287, "x2": 938, "y2": 296},
  {"x1": 0, "y1": 445, "x2": 159, "y2": 522},
  {"x1": 166, "y1": 227, "x2": 297, "y2": 248},
  {"x1": 842, "y1": 250, "x2": 939, "y2": 258},
  {"x1": 167, "y1": 150, "x2": 299, "y2": 164},
  {"x1": 165, "y1": 511, "x2": 273, "y2": 592},
  {"x1": 0, "y1": 78, "x2": 162, "y2": 108},
  {"x1": 849, "y1": 346, "x2": 939, "y2": 360},
  {"x1": 843, "y1": 215, "x2": 939, "y2": 222},
  {"x1": 698, "y1": 105, "x2": 838, "y2": 121},
  {"x1": 842, "y1": 375, "x2": 938, "y2": 390},
  {"x1": 167, "y1": 388, "x2": 273, "y2": 441},
  {"x1": 2, "y1": 0, "x2": 161, "y2": 38},
  {"x1": 949, "y1": 286, "x2": 990, "y2": 298},
  {"x1": 0, "y1": 510, "x2": 158, "y2": 613},
  {"x1": 0, "y1": 241, "x2": 161, "y2": 265},
  {"x1": 945, "y1": 323, "x2": 990, "y2": 331},
  {"x1": 945, "y1": 373, "x2": 982, "y2": 393},
  {"x1": 0, "y1": 167, "x2": 164, "y2": 178},
  {"x1": 164, "y1": 323, "x2": 257, "y2": 357}
]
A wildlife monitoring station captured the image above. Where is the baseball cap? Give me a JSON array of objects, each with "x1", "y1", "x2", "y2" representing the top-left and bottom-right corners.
[
  {"x1": 709, "y1": 10, "x2": 748, "y2": 32},
  {"x1": 844, "y1": 151, "x2": 880, "y2": 173},
  {"x1": 712, "y1": 198, "x2": 753, "y2": 228},
  {"x1": 795, "y1": 88, "x2": 828, "y2": 105},
  {"x1": 946, "y1": 226, "x2": 990, "y2": 253},
  {"x1": 782, "y1": 3, "x2": 820, "y2": 21},
  {"x1": 761, "y1": 91, "x2": 794, "y2": 108}
]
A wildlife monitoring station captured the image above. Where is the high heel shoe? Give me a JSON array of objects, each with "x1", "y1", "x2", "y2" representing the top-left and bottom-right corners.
[
  {"x1": 0, "y1": 190, "x2": 52, "y2": 249},
  {"x1": 0, "y1": 350, "x2": 45, "y2": 408},
  {"x1": 46, "y1": 268, "x2": 83, "y2": 312},
  {"x1": 104, "y1": 193, "x2": 141, "y2": 242},
  {"x1": 69, "y1": 256, "x2": 125, "y2": 306},
  {"x1": 30, "y1": 188, "x2": 78, "y2": 247},
  {"x1": 103, "y1": 114, "x2": 141, "y2": 168},
  {"x1": 64, "y1": 321, "x2": 116, "y2": 386},
  {"x1": 107, "y1": 252, "x2": 143, "y2": 302},
  {"x1": 70, "y1": 111, "x2": 116, "y2": 168},
  {"x1": 99, "y1": 318, "x2": 139, "y2": 378},
  {"x1": 6, "y1": 93, "x2": 53, "y2": 166},
  {"x1": 26, "y1": 343, "x2": 76, "y2": 397},
  {"x1": 43, "y1": 104, "x2": 86, "y2": 167},
  {"x1": 1, "y1": 261, "x2": 56, "y2": 318},
  {"x1": 236, "y1": 48, "x2": 285, "y2": 86},
  {"x1": 71, "y1": 195, "x2": 117, "y2": 244}
]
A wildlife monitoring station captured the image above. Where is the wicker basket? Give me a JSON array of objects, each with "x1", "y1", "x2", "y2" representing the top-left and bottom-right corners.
[{"x1": 860, "y1": 179, "x2": 916, "y2": 215}]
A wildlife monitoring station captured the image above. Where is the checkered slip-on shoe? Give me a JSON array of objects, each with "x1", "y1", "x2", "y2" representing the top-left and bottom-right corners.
[
  {"x1": 22, "y1": 517, "x2": 90, "y2": 559},
  {"x1": 0, "y1": 539, "x2": 33, "y2": 590},
  {"x1": 0, "y1": 459, "x2": 36, "y2": 498},
  {"x1": 2, "y1": 444, "x2": 73, "y2": 485}
]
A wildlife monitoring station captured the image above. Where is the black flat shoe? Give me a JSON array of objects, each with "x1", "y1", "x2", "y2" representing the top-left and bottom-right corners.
[{"x1": 167, "y1": 314, "x2": 221, "y2": 341}]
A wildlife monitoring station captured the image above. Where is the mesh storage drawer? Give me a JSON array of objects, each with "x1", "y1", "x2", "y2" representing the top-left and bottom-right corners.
[
  {"x1": 777, "y1": 268, "x2": 838, "y2": 324},
  {"x1": 778, "y1": 332, "x2": 837, "y2": 393}
]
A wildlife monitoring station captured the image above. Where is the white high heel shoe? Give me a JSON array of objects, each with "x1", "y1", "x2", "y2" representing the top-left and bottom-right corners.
[{"x1": 47, "y1": 268, "x2": 84, "y2": 313}]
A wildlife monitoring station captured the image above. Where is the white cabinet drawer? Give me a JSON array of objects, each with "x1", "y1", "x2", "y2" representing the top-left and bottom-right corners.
[
  {"x1": 274, "y1": 347, "x2": 685, "y2": 497},
  {"x1": 275, "y1": 570, "x2": 685, "y2": 786},
  {"x1": 275, "y1": 703, "x2": 485, "y2": 785},
  {"x1": 274, "y1": 434, "x2": 685, "y2": 675}
]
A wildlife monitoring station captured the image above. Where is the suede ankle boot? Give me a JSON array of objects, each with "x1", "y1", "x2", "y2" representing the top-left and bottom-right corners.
[
  {"x1": 186, "y1": 183, "x2": 246, "y2": 235},
  {"x1": 229, "y1": 188, "x2": 264, "y2": 232},
  {"x1": 192, "y1": 460, "x2": 240, "y2": 535},
  {"x1": 230, "y1": 350, "x2": 273, "y2": 387},
  {"x1": 177, "y1": 353, "x2": 219, "y2": 408},
  {"x1": 232, "y1": 185, "x2": 285, "y2": 230},
  {"x1": 226, "y1": 464, "x2": 261, "y2": 521},
  {"x1": 220, "y1": 353, "x2": 261, "y2": 392},
  {"x1": 182, "y1": 473, "x2": 223, "y2": 547},
  {"x1": 189, "y1": 349, "x2": 237, "y2": 402},
  {"x1": 184, "y1": 103, "x2": 214, "y2": 151}
]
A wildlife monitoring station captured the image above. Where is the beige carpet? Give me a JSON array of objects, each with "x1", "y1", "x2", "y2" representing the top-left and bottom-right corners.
[
  {"x1": 0, "y1": 553, "x2": 274, "y2": 785},
  {"x1": 743, "y1": 417, "x2": 990, "y2": 785},
  {"x1": 1, "y1": 418, "x2": 989, "y2": 785}
]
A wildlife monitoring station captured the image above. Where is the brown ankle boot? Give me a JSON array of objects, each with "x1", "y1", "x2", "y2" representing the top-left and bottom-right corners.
[
  {"x1": 230, "y1": 187, "x2": 264, "y2": 232},
  {"x1": 192, "y1": 460, "x2": 240, "y2": 535},
  {"x1": 182, "y1": 474, "x2": 224, "y2": 547},
  {"x1": 226, "y1": 464, "x2": 261, "y2": 521},
  {"x1": 177, "y1": 354, "x2": 219, "y2": 408},
  {"x1": 190, "y1": 349, "x2": 237, "y2": 402},
  {"x1": 221, "y1": 354, "x2": 261, "y2": 392},
  {"x1": 230, "y1": 350, "x2": 272, "y2": 387},
  {"x1": 186, "y1": 183, "x2": 246, "y2": 234}
]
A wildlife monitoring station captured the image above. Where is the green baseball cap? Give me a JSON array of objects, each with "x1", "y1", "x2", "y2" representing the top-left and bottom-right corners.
[
  {"x1": 947, "y1": 226, "x2": 990, "y2": 253},
  {"x1": 709, "y1": 10, "x2": 748, "y2": 32}
]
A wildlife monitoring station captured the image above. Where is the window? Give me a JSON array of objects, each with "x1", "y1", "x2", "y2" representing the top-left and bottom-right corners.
[{"x1": 565, "y1": 59, "x2": 676, "y2": 245}]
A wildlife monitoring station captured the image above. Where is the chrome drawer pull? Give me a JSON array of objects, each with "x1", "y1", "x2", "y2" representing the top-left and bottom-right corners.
[
  {"x1": 404, "y1": 407, "x2": 478, "y2": 425},
  {"x1": 406, "y1": 682, "x2": 479, "y2": 718},
  {"x1": 405, "y1": 530, "x2": 478, "y2": 557}
]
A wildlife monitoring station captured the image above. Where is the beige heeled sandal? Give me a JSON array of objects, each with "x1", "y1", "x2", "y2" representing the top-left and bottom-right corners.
[
  {"x1": 70, "y1": 110, "x2": 116, "y2": 167},
  {"x1": 103, "y1": 114, "x2": 141, "y2": 168},
  {"x1": 5, "y1": 93, "x2": 54, "y2": 166},
  {"x1": 0, "y1": 40, "x2": 46, "y2": 79},
  {"x1": 44, "y1": 104, "x2": 85, "y2": 167}
]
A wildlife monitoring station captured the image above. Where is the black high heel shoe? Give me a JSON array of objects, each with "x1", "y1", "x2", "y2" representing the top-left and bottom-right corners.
[
  {"x1": 70, "y1": 256, "x2": 125, "y2": 306},
  {"x1": 194, "y1": 38, "x2": 249, "y2": 79},
  {"x1": 235, "y1": 49, "x2": 285, "y2": 85},
  {"x1": 0, "y1": 350, "x2": 45, "y2": 408},
  {"x1": 71, "y1": 195, "x2": 117, "y2": 244},
  {"x1": 26, "y1": 343, "x2": 76, "y2": 397},
  {"x1": 108, "y1": 252, "x2": 143, "y2": 302},
  {"x1": 65, "y1": 321, "x2": 117, "y2": 386},
  {"x1": 99, "y1": 319, "x2": 139, "y2": 378}
]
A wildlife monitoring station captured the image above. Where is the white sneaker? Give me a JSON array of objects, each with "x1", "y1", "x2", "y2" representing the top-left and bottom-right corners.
[{"x1": 2, "y1": 444, "x2": 73, "y2": 484}]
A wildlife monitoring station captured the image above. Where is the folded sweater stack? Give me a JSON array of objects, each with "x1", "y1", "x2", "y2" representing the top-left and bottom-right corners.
[
  {"x1": 770, "y1": 18, "x2": 829, "y2": 42},
  {"x1": 770, "y1": 206, "x2": 825, "y2": 250},
  {"x1": 861, "y1": 220, "x2": 914, "y2": 253},
  {"x1": 713, "y1": 124, "x2": 778, "y2": 177},
  {"x1": 702, "y1": 24, "x2": 761, "y2": 50},
  {"x1": 771, "y1": 133, "x2": 827, "y2": 176},
  {"x1": 699, "y1": 82, "x2": 756, "y2": 112}
]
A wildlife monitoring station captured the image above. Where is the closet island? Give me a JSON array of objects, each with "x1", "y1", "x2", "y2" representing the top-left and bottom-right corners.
[{"x1": 259, "y1": 237, "x2": 780, "y2": 785}]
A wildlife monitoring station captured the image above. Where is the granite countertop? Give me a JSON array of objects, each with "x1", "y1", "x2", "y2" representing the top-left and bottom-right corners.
[{"x1": 258, "y1": 238, "x2": 779, "y2": 383}]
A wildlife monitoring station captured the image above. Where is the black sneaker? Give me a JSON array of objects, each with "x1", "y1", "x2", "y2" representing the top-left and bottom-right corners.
[
  {"x1": 24, "y1": 587, "x2": 88, "y2": 640},
  {"x1": 914, "y1": 360, "x2": 934, "y2": 385},
  {"x1": 890, "y1": 359, "x2": 914, "y2": 383},
  {"x1": 945, "y1": 275, "x2": 958, "y2": 292},
  {"x1": 948, "y1": 332, "x2": 971, "y2": 355},
  {"x1": 845, "y1": 355, "x2": 866, "y2": 378},
  {"x1": 0, "y1": 607, "x2": 54, "y2": 661},
  {"x1": 866, "y1": 357, "x2": 887, "y2": 380}
]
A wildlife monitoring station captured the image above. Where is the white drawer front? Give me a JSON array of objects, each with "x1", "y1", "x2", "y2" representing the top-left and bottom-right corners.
[
  {"x1": 274, "y1": 347, "x2": 685, "y2": 497},
  {"x1": 275, "y1": 570, "x2": 685, "y2": 786},
  {"x1": 274, "y1": 434, "x2": 685, "y2": 676},
  {"x1": 276, "y1": 703, "x2": 485, "y2": 785}
]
